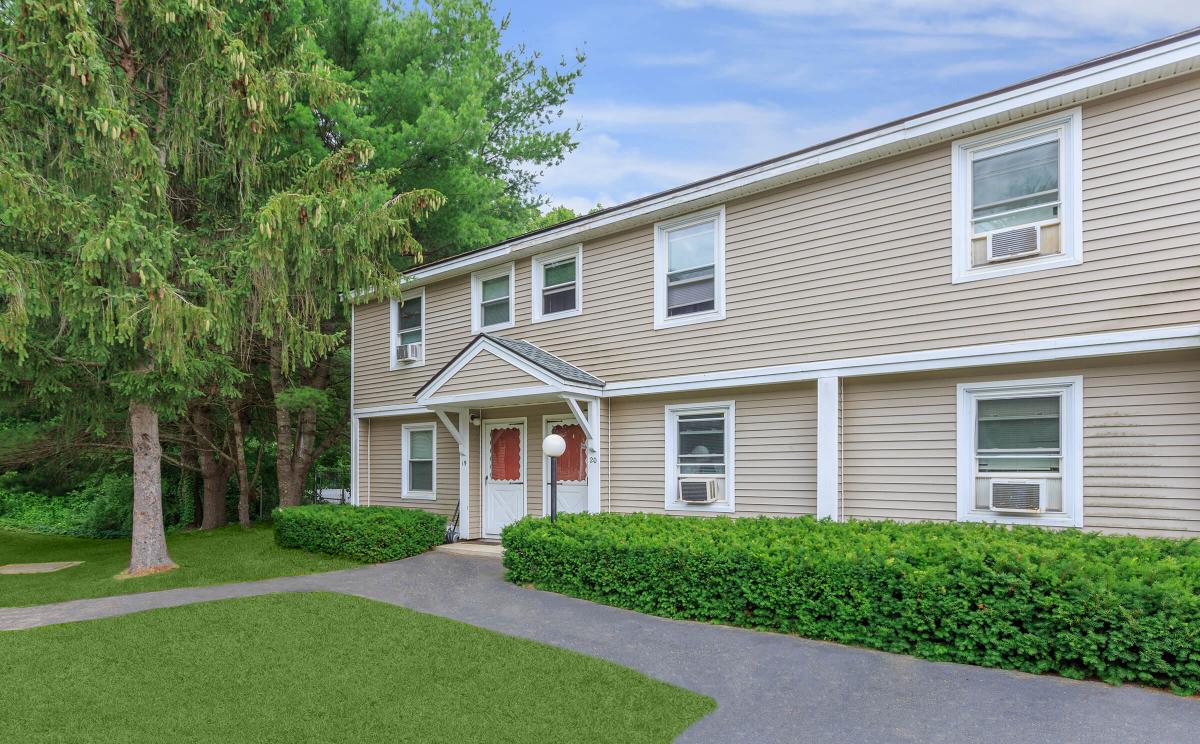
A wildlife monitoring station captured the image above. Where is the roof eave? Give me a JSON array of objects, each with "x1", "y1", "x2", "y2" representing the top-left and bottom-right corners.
[{"x1": 394, "y1": 28, "x2": 1200, "y2": 291}]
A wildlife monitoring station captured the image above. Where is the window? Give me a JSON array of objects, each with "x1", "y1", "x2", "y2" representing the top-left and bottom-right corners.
[
  {"x1": 470, "y1": 263, "x2": 514, "y2": 333},
  {"x1": 402, "y1": 423, "x2": 436, "y2": 500},
  {"x1": 956, "y1": 377, "x2": 1082, "y2": 527},
  {"x1": 389, "y1": 289, "x2": 424, "y2": 368},
  {"x1": 952, "y1": 109, "x2": 1082, "y2": 283},
  {"x1": 665, "y1": 401, "x2": 735, "y2": 512},
  {"x1": 653, "y1": 207, "x2": 726, "y2": 329},
  {"x1": 532, "y1": 245, "x2": 582, "y2": 322}
]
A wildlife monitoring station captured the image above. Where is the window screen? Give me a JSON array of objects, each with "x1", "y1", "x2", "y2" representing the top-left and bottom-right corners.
[
  {"x1": 971, "y1": 138, "x2": 1060, "y2": 235},
  {"x1": 677, "y1": 412, "x2": 726, "y2": 475},
  {"x1": 665, "y1": 219, "x2": 716, "y2": 317},
  {"x1": 541, "y1": 258, "x2": 577, "y2": 315},
  {"x1": 397, "y1": 296, "x2": 422, "y2": 345},
  {"x1": 976, "y1": 396, "x2": 1061, "y2": 473},
  {"x1": 479, "y1": 275, "x2": 511, "y2": 327},
  {"x1": 407, "y1": 428, "x2": 434, "y2": 492}
]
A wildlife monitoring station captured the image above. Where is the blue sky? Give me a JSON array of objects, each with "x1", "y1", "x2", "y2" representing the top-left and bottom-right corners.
[{"x1": 496, "y1": 1, "x2": 1196, "y2": 214}]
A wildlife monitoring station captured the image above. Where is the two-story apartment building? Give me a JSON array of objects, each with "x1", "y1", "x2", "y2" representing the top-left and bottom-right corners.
[{"x1": 350, "y1": 30, "x2": 1200, "y2": 540}]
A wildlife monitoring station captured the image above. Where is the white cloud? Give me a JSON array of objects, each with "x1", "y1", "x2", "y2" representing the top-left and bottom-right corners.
[
  {"x1": 629, "y1": 49, "x2": 717, "y2": 67},
  {"x1": 661, "y1": 0, "x2": 1196, "y2": 37},
  {"x1": 566, "y1": 100, "x2": 794, "y2": 131},
  {"x1": 538, "y1": 132, "x2": 717, "y2": 211},
  {"x1": 540, "y1": 101, "x2": 923, "y2": 211}
]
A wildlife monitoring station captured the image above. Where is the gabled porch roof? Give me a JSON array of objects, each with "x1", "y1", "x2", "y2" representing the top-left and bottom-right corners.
[{"x1": 414, "y1": 334, "x2": 604, "y2": 409}]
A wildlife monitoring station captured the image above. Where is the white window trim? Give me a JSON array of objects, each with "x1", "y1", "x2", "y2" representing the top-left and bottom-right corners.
[
  {"x1": 951, "y1": 108, "x2": 1083, "y2": 284},
  {"x1": 531, "y1": 244, "x2": 583, "y2": 323},
  {"x1": 664, "y1": 400, "x2": 735, "y2": 514},
  {"x1": 470, "y1": 262, "x2": 515, "y2": 334},
  {"x1": 956, "y1": 376, "x2": 1083, "y2": 528},
  {"x1": 653, "y1": 206, "x2": 727, "y2": 330},
  {"x1": 401, "y1": 422, "x2": 437, "y2": 500},
  {"x1": 389, "y1": 287, "x2": 426, "y2": 369}
]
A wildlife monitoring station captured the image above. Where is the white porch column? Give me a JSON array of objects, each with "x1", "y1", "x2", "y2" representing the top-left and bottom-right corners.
[
  {"x1": 564, "y1": 396, "x2": 602, "y2": 514},
  {"x1": 457, "y1": 409, "x2": 470, "y2": 537},
  {"x1": 816, "y1": 375, "x2": 840, "y2": 521},
  {"x1": 586, "y1": 399, "x2": 601, "y2": 514}
]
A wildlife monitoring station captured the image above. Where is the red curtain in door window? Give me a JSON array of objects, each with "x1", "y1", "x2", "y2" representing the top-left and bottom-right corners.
[
  {"x1": 489, "y1": 427, "x2": 522, "y2": 481},
  {"x1": 551, "y1": 424, "x2": 587, "y2": 482}
]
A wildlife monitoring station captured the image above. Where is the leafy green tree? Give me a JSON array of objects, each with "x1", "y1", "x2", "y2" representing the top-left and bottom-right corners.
[
  {"x1": 0, "y1": 1, "x2": 435, "y2": 571},
  {"x1": 315, "y1": 0, "x2": 584, "y2": 259}
]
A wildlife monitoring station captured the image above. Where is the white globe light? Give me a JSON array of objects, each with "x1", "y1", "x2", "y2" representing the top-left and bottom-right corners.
[{"x1": 542, "y1": 433, "x2": 567, "y2": 458}]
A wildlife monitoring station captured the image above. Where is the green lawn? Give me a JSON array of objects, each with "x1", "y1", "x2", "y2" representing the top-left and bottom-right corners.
[
  {"x1": 1, "y1": 592, "x2": 714, "y2": 743},
  {"x1": 0, "y1": 526, "x2": 358, "y2": 607}
]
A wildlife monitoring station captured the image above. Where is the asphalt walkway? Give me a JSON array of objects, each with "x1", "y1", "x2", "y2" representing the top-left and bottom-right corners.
[{"x1": 2, "y1": 552, "x2": 1196, "y2": 743}]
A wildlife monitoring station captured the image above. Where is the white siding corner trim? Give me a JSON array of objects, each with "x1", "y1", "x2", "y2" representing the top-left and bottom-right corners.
[{"x1": 955, "y1": 376, "x2": 1083, "y2": 528}]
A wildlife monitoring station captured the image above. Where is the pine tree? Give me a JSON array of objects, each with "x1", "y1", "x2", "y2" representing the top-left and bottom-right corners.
[{"x1": 0, "y1": 1, "x2": 436, "y2": 572}]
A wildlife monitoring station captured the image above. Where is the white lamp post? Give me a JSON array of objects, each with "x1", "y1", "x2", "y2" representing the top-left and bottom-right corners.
[{"x1": 542, "y1": 434, "x2": 566, "y2": 524}]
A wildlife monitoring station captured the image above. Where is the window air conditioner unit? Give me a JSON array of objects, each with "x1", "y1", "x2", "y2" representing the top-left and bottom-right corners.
[
  {"x1": 987, "y1": 224, "x2": 1040, "y2": 262},
  {"x1": 678, "y1": 478, "x2": 719, "y2": 504},
  {"x1": 396, "y1": 342, "x2": 423, "y2": 362},
  {"x1": 989, "y1": 479, "x2": 1044, "y2": 514}
]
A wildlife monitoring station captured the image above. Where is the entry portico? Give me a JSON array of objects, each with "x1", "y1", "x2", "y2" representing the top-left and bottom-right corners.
[{"x1": 412, "y1": 334, "x2": 603, "y2": 538}]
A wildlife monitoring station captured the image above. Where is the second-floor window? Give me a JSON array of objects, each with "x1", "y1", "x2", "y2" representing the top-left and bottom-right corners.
[
  {"x1": 471, "y1": 263, "x2": 515, "y2": 333},
  {"x1": 653, "y1": 206, "x2": 726, "y2": 329},
  {"x1": 952, "y1": 109, "x2": 1082, "y2": 283},
  {"x1": 532, "y1": 245, "x2": 582, "y2": 322},
  {"x1": 390, "y1": 289, "x2": 424, "y2": 368}
]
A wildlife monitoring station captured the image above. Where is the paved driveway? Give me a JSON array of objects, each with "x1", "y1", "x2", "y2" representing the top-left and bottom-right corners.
[{"x1": 3, "y1": 552, "x2": 1197, "y2": 743}]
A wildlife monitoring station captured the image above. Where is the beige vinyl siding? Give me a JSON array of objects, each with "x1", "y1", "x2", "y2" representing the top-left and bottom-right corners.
[
  {"x1": 606, "y1": 384, "x2": 817, "y2": 516},
  {"x1": 436, "y1": 350, "x2": 544, "y2": 396},
  {"x1": 841, "y1": 350, "x2": 1200, "y2": 537},
  {"x1": 354, "y1": 73, "x2": 1200, "y2": 410},
  {"x1": 355, "y1": 415, "x2": 457, "y2": 515}
]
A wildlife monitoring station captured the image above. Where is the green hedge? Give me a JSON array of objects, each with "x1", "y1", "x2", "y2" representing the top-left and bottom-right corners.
[
  {"x1": 502, "y1": 513, "x2": 1200, "y2": 694},
  {"x1": 274, "y1": 505, "x2": 446, "y2": 563}
]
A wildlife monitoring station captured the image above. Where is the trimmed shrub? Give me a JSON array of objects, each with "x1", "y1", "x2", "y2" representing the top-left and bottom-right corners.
[
  {"x1": 274, "y1": 505, "x2": 445, "y2": 563},
  {"x1": 502, "y1": 513, "x2": 1200, "y2": 694}
]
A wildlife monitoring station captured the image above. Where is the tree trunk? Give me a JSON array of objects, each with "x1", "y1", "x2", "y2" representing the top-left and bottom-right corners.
[
  {"x1": 126, "y1": 400, "x2": 177, "y2": 577},
  {"x1": 192, "y1": 404, "x2": 232, "y2": 530},
  {"x1": 232, "y1": 408, "x2": 254, "y2": 528}
]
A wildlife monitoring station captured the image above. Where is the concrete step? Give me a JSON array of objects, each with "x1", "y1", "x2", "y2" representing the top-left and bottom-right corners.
[{"x1": 434, "y1": 542, "x2": 504, "y2": 559}]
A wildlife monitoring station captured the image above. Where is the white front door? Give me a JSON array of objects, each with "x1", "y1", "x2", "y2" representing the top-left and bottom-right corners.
[
  {"x1": 483, "y1": 421, "x2": 526, "y2": 537},
  {"x1": 544, "y1": 417, "x2": 588, "y2": 515}
]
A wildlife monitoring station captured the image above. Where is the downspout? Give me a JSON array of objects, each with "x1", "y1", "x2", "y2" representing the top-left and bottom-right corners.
[{"x1": 366, "y1": 418, "x2": 372, "y2": 507}]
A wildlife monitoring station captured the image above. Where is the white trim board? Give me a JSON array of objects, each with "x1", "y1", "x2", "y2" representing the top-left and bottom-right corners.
[
  {"x1": 353, "y1": 325, "x2": 1200, "y2": 415},
  {"x1": 389, "y1": 33, "x2": 1200, "y2": 291},
  {"x1": 603, "y1": 325, "x2": 1200, "y2": 397}
]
